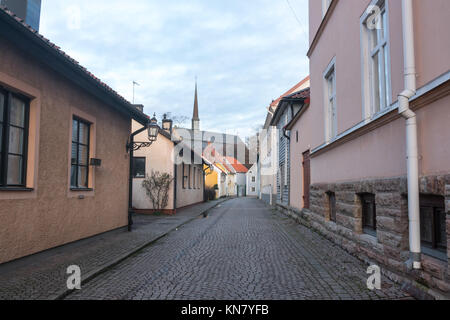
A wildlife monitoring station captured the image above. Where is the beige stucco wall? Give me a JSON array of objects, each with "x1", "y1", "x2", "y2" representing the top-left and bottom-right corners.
[
  {"x1": 308, "y1": 0, "x2": 450, "y2": 185},
  {"x1": 132, "y1": 121, "x2": 175, "y2": 210},
  {"x1": 175, "y1": 162, "x2": 204, "y2": 208},
  {"x1": 0, "y1": 37, "x2": 131, "y2": 264},
  {"x1": 290, "y1": 106, "x2": 315, "y2": 210}
]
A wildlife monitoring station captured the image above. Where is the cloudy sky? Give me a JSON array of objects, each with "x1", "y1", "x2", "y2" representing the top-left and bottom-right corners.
[{"x1": 40, "y1": 0, "x2": 309, "y2": 139}]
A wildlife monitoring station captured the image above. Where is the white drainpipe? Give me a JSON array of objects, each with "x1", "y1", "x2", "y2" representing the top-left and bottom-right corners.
[{"x1": 398, "y1": 0, "x2": 421, "y2": 270}]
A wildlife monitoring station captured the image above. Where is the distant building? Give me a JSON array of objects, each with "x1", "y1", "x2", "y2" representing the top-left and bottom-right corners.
[{"x1": 0, "y1": 0, "x2": 41, "y2": 31}]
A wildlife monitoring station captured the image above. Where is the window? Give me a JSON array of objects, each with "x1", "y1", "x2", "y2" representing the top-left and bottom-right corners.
[
  {"x1": 363, "y1": 1, "x2": 390, "y2": 115},
  {"x1": 324, "y1": 60, "x2": 337, "y2": 141},
  {"x1": 296, "y1": 130, "x2": 299, "y2": 143},
  {"x1": 252, "y1": 176, "x2": 255, "y2": 183},
  {"x1": 361, "y1": 193, "x2": 376, "y2": 236},
  {"x1": 182, "y1": 163, "x2": 188, "y2": 189},
  {"x1": 327, "y1": 191, "x2": 336, "y2": 222},
  {"x1": 71, "y1": 117, "x2": 90, "y2": 189},
  {"x1": 0, "y1": 89, "x2": 29, "y2": 187},
  {"x1": 188, "y1": 165, "x2": 192, "y2": 189},
  {"x1": 132, "y1": 157, "x2": 145, "y2": 178},
  {"x1": 193, "y1": 167, "x2": 196, "y2": 189},
  {"x1": 252, "y1": 187, "x2": 256, "y2": 192},
  {"x1": 420, "y1": 195, "x2": 447, "y2": 260}
]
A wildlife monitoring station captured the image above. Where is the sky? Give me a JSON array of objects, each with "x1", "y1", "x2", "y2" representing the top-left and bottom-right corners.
[{"x1": 40, "y1": 0, "x2": 310, "y2": 139}]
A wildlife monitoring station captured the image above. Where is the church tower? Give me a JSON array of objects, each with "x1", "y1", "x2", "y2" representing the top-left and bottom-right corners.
[{"x1": 192, "y1": 81, "x2": 200, "y2": 131}]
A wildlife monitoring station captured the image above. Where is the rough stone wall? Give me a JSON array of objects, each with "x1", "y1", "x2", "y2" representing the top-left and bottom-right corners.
[{"x1": 278, "y1": 174, "x2": 450, "y2": 299}]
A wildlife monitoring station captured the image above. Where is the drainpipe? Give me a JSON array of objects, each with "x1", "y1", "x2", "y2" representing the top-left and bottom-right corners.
[{"x1": 399, "y1": 0, "x2": 421, "y2": 270}]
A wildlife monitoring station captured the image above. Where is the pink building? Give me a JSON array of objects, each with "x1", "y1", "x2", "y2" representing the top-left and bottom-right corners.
[{"x1": 283, "y1": 0, "x2": 450, "y2": 298}]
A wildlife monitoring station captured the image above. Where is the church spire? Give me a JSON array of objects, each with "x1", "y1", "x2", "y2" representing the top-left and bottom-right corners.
[{"x1": 192, "y1": 79, "x2": 200, "y2": 130}]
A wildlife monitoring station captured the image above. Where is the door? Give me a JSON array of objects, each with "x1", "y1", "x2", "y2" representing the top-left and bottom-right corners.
[{"x1": 302, "y1": 150, "x2": 311, "y2": 209}]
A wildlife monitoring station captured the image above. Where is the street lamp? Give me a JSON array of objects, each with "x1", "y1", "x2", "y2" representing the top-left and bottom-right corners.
[{"x1": 127, "y1": 114, "x2": 159, "y2": 231}]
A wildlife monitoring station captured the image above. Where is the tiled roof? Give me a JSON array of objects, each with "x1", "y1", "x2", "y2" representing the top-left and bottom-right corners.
[
  {"x1": 225, "y1": 156, "x2": 248, "y2": 173},
  {"x1": 269, "y1": 76, "x2": 310, "y2": 109},
  {"x1": 283, "y1": 87, "x2": 310, "y2": 100},
  {"x1": 0, "y1": 6, "x2": 147, "y2": 122}
]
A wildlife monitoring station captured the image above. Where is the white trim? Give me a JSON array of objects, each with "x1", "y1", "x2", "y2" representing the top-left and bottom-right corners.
[
  {"x1": 311, "y1": 70, "x2": 450, "y2": 155},
  {"x1": 360, "y1": 0, "x2": 392, "y2": 121},
  {"x1": 323, "y1": 56, "x2": 337, "y2": 143}
]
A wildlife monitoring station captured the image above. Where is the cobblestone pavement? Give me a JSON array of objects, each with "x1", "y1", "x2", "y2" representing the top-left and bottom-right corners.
[
  {"x1": 66, "y1": 198, "x2": 412, "y2": 300},
  {"x1": 0, "y1": 198, "x2": 227, "y2": 300}
]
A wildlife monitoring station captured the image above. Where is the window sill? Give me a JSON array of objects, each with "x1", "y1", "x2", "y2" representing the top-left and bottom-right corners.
[
  {"x1": 422, "y1": 246, "x2": 448, "y2": 262},
  {"x1": 0, "y1": 187, "x2": 34, "y2": 192},
  {"x1": 70, "y1": 188, "x2": 94, "y2": 192}
]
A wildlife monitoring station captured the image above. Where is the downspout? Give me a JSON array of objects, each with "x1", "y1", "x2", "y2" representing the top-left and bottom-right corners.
[{"x1": 399, "y1": 0, "x2": 421, "y2": 269}]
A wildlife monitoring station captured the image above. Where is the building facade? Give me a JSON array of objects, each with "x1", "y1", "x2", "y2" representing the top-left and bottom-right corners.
[
  {"x1": 246, "y1": 163, "x2": 258, "y2": 197},
  {"x1": 0, "y1": 8, "x2": 148, "y2": 264},
  {"x1": 284, "y1": 0, "x2": 450, "y2": 297}
]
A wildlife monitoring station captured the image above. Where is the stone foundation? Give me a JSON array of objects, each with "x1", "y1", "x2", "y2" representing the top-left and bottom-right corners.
[{"x1": 276, "y1": 174, "x2": 450, "y2": 299}]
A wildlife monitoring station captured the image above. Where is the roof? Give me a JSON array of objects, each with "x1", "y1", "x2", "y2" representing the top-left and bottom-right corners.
[
  {"x1": 192, "y1": 82, "x2": 199, "y2": 120},
  {"x1": 0, "y1": 6, "x2": 149, "y2": 125},
  {"x1": 225, "y1": 156, "x2": 248, "y2": 173},
  {"x1": 270, "y1": 87, "x2": 311, "y2": 126},
  {"x1": 269, "y1": 76, "x2": 310, "y2": 110}
]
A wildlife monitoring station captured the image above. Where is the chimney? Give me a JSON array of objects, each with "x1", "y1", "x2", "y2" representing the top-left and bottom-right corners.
[
  {"x1": 162, "y1": 113, "x2": 173, "y2": 136},
  {"x1": 133, "y1": 104, "x2": 144, "y2": 113}
]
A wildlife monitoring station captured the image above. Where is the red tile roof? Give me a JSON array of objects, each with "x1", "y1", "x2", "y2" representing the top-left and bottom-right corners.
[
  {"x1": 225, "y1": 156, "x2": 248, "y2": 173},
  {"x1": 269, "y1": 75, "x2": 310, "y2": 109}
]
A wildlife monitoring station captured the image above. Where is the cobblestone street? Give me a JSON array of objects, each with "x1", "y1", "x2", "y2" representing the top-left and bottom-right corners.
[{"x1": 66, "y1": 198, "x2": 411, "y2": 300}]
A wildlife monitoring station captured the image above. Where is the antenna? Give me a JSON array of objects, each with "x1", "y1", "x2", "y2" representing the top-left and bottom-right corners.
[{"x1": 132, "y1": 81, "x2": 140, "y2": 104}]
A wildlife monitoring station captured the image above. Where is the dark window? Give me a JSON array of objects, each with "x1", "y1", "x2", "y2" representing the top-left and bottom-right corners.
[
  {"x1": 193, "y1": 167, "x2": 196, "y2": 189},
  {"x1": 182, "y1": 163, "x2": 187, "y2": 189},
  {"x1": 361, "y1": 193, "x2": 376, "y2": 236},
  {"x1": 327, "y1": 191, "x2": 336, "y2": 222},
  {"x1": 188, "y1": 165, "x2": 192, "y2": 189},
  {"x1": 420, "y1": 195, "x2": 447, "y2": 259},
  {"x1": 252, "y1": 176, "x2": 255, "y2": 182},
  {"x1": 71, "y1": 117, "x2": 90, "y2": 189},
  {"x1": 132, "y1": 157, "x2": 145, "y2": 178},
  {"x1": 252, "y1": 187, "x2": 255, "y2": 192},
  {"x1": 0, "y1": 89, "x2": 29, "y2": 187},
  {"x1": 296, "y1": 130, "x2": 298, "y2": 143}
]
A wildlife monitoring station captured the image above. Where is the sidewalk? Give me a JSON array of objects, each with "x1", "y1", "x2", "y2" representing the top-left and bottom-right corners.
[{"x1": 0, "y1": 198, "x2": 230, "y2": 300}]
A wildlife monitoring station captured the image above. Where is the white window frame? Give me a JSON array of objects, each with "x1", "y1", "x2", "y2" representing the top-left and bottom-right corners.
[
  {"x1": 360, "y1": 0, "x2": 392, "y2": 120},
  {"x1": 323, "y1": 57, "x2": 337, "y2": 142}
]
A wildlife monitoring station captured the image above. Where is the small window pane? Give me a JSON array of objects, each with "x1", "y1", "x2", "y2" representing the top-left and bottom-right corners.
[
  {"x1": 8, "y1": 126, "x2": 24, "y2": 155},
  {"x1": 10, "y1": 97, "x2": 26, "y2": 127},
  {"x1": 72, "y1": 119, "x2": 78, "y2": 142},
  {"x1": 133, "y1": 158, "x2": 145, "y2": 178},
  {"x1": 436, "y1": 207, "x2": 447, "y2": 249},
  {"x1": 0, "y1": 92, "x2": 4, "y2": 122},
  {"x1": 0, "y1": 123, "x2": 3, "y2": 153},
  {"x1": 71, "y1": 143, "x2": 77, "y2": 165},
  {"x1": 78, "y1": 145, "x2": 88, "y2": 165},
  {"x1": 7, "y1": 154, "x2": 23, "y2": 185},
  {"x1": 78, "y1": 166, "x2": 88, "y2": 188},
  {"x1": 70, "y1": 165, "x2": 77, "y2": 187},
  {"x1": 79, "y1": 122, "x2": 89, "y2": 145},
  {"x1": 420, "y1": 206, "x2": 434, "y2": 246}
]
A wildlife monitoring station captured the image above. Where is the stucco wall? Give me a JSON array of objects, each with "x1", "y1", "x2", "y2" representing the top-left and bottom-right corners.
[
  {"x1": 0, "y1": 37, "x2": 131, "y2": 264},
  {"x1": 132, "y1": 123, "x2": 175, "y2": 211},
  {"x1": 175, "y1": 163, "x2": 204, "y2": 208},
  {"x1": 308, "y1": 0, "x2": 450, "y2": 184}
]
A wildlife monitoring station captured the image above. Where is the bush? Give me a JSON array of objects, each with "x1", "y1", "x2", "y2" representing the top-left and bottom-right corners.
[{"x1": 205, "y1": 187, "x2": 216, "y2": 201}]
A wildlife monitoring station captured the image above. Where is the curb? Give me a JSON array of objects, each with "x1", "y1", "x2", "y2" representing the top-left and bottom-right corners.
[{"x1": 53, "y1": 197, "x2": 231, "y2": 300}]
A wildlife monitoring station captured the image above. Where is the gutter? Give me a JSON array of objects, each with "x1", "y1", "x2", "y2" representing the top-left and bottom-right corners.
[{"x1": 399, "y1": 0, "x2": 421, "y2": 270}]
